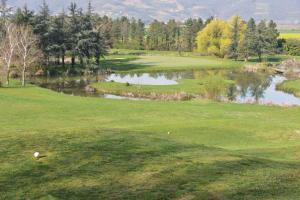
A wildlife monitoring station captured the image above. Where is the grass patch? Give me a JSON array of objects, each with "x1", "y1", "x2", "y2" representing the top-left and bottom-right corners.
[
  {"x1": 103, "y1": 55, "x2": 243, "y2": 72},
  {"x1": 102, "y1": 49, "x2": 244, "y2": 73},
  {"x1": 0, "y1": 80, "x2": 35, "y2": 88},
  {"x1": 1, "y1": 86, "x2": 300, "y2": 199},
  {"x1": 277, "y1": 79, "x2": 300, "y2": 97}
]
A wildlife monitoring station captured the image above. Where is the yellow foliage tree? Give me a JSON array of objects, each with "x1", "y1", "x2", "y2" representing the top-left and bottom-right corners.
[{"x1": 195, "y1": 19, "x2": 231, "y2": 58}]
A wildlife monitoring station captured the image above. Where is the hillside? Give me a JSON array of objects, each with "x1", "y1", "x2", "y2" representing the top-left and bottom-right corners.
[{"x1": 8, "y1": 0, "x2": 300, "y2": 25}]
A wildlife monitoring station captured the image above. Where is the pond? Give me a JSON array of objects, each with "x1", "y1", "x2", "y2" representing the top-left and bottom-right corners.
[
  {"x1": 106, "y1": 73, "x2": 178, "y2": 85},
  {"x1": 234, "y1": 75, "x2": 300, "y2": 105},
  {"x1": 33, "y1": 70, "x2": 300, "y2": 106}
]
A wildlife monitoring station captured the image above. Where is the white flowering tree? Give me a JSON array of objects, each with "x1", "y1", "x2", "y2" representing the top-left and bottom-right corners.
[
  {"x1": 17, "y1": 25, "x2": 41, "y2": 86},
  {"x1": 0, "y1": 22, "x2": 19, "y2": 85}
]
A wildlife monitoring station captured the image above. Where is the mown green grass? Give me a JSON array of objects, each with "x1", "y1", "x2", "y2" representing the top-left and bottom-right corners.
[
  {"x1": 277, "y1": 79, "x2": 300, "y2": 97},
  {"x1": 103, "y1": 55, "x2": 243, "y2": 73},
  {"x1": 1, "y1": 85, "x2": 300, "y2": 199},
  {"x1": 101, "y1": 49, "x2": 244, "y2": 73}
]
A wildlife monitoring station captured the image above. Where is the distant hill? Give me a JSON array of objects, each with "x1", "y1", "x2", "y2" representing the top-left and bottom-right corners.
[{"x1": 8, "y1": 0, "x2": 300, "y2": 25}]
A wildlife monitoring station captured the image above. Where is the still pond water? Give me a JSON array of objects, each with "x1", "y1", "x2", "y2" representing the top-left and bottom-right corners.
[{"x1": 34, "y1": 70, "x2": 300, "y2": 106}]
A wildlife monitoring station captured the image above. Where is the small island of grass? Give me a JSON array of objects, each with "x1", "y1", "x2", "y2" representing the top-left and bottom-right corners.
[
  {"x1": 91, "y1": 74, "x2": 233, "y2": 101},
  {"x1": 277, "y1": 79, "x2": 300, "y2": 97}
]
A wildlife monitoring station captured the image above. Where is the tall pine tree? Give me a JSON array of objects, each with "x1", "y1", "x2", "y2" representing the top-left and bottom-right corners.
[
  {"x1": 48, "y1": 11, "x2": 67, "y2": 66},
  {"x1": 13, "y1": 5, "x2": 34, "y2": 26},
  {"x1": 240, "y1": 18, "x2": 258, "y2": 61},
  {"x1": 33, "y1": 0, "x2": 51, "y2": 64},
  {"x1": 67, "y1": 2, "x2": 81, "y2": 68},
  {"x1": 182, "y1": 18, "x2": 203, "y2": 51},
  {"x1": 256, "y1": 20, "x2": 268, "y2": 62},
  {"x1": 228, "y1": 16, "x2": 246, "y2": 60},
  {"x1": 265, "y1": 20, "x2": 279, "y2": 55}
]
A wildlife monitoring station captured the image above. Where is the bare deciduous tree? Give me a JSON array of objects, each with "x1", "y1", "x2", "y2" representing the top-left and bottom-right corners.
[
  {"x1": 17, "y1": 26, "x2": 40, "y2": 86},
  {"x1": 0, "y1": 22, "x2": 19, "y2": 85},
  {"x1": 0, "y1": 0, "x2": 12, "y2": 18}
]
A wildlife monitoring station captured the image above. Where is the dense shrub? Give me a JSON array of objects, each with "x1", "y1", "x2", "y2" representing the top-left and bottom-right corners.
[{"x1": 284, "y1": 39, "x2": 300, "y2": 56}]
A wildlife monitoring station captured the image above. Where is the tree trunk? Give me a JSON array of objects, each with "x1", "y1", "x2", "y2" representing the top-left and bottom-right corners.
[
  {"x1": 96, "y1": 56, "x2": 100, "y2": 66},
  {"x1": 22, "y1": 67, "x2": 26, "y2": 87},
  {"x1": 6, "y1": 62, "x2": 11, "y2": 85},
  {"x1": 80, "y1": 57, "x2": 83, "y2": 67},
  {"x1": 45, "y1": 55, "x2": 49, "y2": 66},
  {"x1": 71, "y1": 56, "x2": 75, "y2": 68},
  {"x1": 6, "y1": 68, "x2": 10, "y2": 85},
  {"x1": 258, "y1": 53, "x2": 262, "y2": 62},
  {"x1": 62, "y1": 54, "x2": 65, "y2": 67}
]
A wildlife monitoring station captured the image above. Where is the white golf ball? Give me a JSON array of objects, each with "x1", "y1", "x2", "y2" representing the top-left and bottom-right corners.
[{"x1": 34, "y1": 152, "x2": 40, "y2": 158}]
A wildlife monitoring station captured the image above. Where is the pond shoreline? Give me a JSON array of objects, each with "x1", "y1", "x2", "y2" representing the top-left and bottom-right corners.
[
  {"x1": 277, "y1": 79, "x2": 300, "y2": 97},
  {"x1": 33, "y1": 69, "x2": 300, "y2": 106}
]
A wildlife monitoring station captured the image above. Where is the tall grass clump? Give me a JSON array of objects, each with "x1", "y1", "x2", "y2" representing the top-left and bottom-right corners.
[{"x1": 203, "y1": 73, "x2": 227, "y2": 101}]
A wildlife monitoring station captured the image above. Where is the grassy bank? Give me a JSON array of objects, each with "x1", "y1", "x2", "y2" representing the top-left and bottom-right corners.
[
  {"x1": 1, "y1": 85, "x2": 300, "y2": 199},
  {"x1": 277, "y1": 79, "x2": 300, "y2": 97}
]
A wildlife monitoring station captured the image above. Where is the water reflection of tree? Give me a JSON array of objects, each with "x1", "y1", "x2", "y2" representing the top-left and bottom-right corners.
[
  {"x1": 148, "y1": 71, "x2": 193, "y2": 80},
  {"x1": 164, "y1": 72, "x2": 175, "y2": 80},
  {"x1": 150, "y1": 73, "x2": 159, "y2": 79},
  {"x1": 227, "y1": 84, "x2": 238, "y2": 101},
  {"x1": 203, "y1": 71, "x2": 228, "y2": 101},
  {"x1": 233, "y1": 72, "x2": 272, "y2": 102}
]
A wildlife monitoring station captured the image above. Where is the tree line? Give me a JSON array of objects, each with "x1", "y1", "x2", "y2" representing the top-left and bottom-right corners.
[
  {"x1": 0, "y1": 0, "x2": 212, "y2": 85},
  {"x1": 0, "y1": 0, "x2": 283, "y2": 86},
  {"x1": 11, "y1": 2, "x2": 209, "y2": 53},
  {"x1": 196, "y1": 16, "x2": 280, "y2": 61}
]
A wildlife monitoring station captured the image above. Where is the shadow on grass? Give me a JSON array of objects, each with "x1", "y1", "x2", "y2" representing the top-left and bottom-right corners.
[
  {"x1": 40, "y1": 57, "x2": 158, "y2": 75},
  {"x1": 1, "y1": 129, "x2": 300, "y2": 199},
  {"x1": 102, "y1": 57, "x2": 156, "y2": 72}
]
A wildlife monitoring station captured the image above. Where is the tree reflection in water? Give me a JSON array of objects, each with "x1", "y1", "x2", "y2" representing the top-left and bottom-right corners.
[{"x1": 231, "y1": 71, "x2": 272, "y2": 102}]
